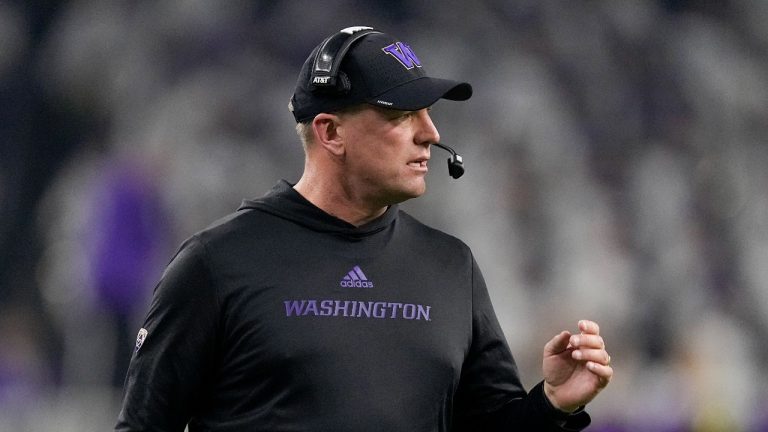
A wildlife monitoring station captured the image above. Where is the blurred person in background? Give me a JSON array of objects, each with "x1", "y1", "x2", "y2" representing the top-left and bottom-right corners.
[
  {"x1": 116, "y1": 26, "x2": 612, "y2": 431},
  {"x1": 88, "y1": 157, "x2": 169, "y2": 387}
]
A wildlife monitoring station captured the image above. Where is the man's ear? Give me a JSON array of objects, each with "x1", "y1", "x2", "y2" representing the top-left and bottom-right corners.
[{"x1": 311, "y1": 113, "x2": 345, "y2": 157}]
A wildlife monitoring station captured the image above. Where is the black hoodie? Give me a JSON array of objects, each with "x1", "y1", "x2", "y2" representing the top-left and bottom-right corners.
[{"x1": 116, "y1": 180, "x2": 590, "y2": 431}]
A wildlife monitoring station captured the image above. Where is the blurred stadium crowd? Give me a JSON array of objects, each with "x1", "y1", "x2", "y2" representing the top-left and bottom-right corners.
[{"x1": 2, "y1": 1, "x2": 768, "y2": 430}]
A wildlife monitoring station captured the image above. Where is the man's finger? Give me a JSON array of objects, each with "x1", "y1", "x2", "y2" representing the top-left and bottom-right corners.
[
  {"x1": 578, "y1": 320, "x2": 600, "y2": 335},
  {"x1": 587, "y1": 362, "x2": 614, "y2": 385},
  {"x1": 569, "y1": 334, "x2": 605, "y2": 349},
  {"x1": 572, "y1": 348, "x2": 611, "y2": 365}
]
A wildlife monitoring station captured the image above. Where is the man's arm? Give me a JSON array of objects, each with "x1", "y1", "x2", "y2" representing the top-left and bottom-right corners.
[
  {"x1": 116, "y1": 236, "x2": 219, "y2": 431},
  {"x1": 451, "y1": 255, "x2": 593, "y2": 431}
]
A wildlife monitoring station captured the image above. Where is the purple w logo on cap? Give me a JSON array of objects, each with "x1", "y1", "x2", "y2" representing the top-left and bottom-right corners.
[{"x1": 382, "y1": 42, "x2": 422, "y2": 70}]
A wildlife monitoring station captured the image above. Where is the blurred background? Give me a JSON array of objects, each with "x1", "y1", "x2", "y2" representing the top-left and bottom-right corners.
[{"x1": 2, "y1": 0, "x2": 768, "y2": 430}]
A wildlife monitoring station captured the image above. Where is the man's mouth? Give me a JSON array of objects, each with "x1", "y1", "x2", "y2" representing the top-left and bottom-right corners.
[{"x1": 408, "y1": 157, "x2": 429, "y2": 169}]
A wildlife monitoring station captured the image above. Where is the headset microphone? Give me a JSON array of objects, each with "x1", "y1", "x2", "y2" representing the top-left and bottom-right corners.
[{"x1": 432, "y1": 143, "x2": 464, "y2": 179}]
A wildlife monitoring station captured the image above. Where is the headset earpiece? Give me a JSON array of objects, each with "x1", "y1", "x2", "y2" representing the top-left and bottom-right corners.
[{"x1": 309, "y1": 26, "x2": 381, "y2": 95}]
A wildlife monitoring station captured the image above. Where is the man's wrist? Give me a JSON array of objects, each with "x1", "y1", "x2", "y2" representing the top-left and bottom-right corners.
[
  {"x1": 543, "y1": 381, "x2": 579, "y2": 414},
  {"x1": 531, "y1": 382, "x2": 591, "y2": 430}
]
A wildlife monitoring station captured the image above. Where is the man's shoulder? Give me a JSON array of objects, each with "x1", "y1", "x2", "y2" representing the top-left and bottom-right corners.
[
  {"x1": 188, "y1": 206, "x2": 283, "y2": 250},
  {"x1": 397, "y1": 210, "x2": 471, "y2": 254}
]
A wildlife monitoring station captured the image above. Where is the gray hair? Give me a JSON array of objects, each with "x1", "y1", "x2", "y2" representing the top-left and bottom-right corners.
[
  {"x1": 295, "y1": 121, "x2": 314, "y2": 152},
  {"x1": 294, "y1": 104, "x2": 369, "y2": 152}
]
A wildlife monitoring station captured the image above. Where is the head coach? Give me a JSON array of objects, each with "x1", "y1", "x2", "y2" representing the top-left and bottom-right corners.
[{"x1": 116, "y1": 26, "x2": 612, "y2": 431}]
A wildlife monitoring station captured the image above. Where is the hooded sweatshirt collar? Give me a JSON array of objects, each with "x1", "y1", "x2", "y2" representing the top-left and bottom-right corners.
[{"x1": 238, "y1": 180, "x2": 398, "y2": 239}]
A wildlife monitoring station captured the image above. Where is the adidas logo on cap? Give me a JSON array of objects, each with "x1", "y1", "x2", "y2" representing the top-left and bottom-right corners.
[{"x1": 340, "y1": 265, "x2": 374, "y2": 288}]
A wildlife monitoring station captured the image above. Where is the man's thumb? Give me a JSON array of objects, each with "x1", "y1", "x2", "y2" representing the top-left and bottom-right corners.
[{"x1": 544, "y1": 330, "x2": 572, "y2": 356}]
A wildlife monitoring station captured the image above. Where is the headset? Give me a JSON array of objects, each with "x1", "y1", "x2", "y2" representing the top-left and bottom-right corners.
[
  {"x1": 309, "y1": 26, "x2": 466, "y2": 179},
  {"x1": 309, "y1": 26, "x2": 381, "y2": 94}
]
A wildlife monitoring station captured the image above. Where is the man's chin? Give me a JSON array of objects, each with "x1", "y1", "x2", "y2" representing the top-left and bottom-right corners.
[{"x1": 388, "y1": 185, "x2": 426, "y2": 205}]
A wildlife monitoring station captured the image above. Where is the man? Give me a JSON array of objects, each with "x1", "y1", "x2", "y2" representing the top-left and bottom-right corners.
[{"x1": 116, "y1": 26, "x2": 612, "y2": 431}]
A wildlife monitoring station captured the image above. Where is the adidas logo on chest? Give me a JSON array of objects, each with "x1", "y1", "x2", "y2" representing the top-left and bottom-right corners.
[{"x1": 339, "y1": 265, "x2": 373, "y2": 288}]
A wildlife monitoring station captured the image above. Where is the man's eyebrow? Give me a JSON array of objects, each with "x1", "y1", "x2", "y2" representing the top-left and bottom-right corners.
[{"x1": 373, "y1": 106, "x2": 410, "y2": 118}]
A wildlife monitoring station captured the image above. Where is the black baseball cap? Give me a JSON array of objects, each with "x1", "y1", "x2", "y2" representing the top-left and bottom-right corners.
[{"x1": 289, "y1": 27, "x2": 472, "y2": 123}]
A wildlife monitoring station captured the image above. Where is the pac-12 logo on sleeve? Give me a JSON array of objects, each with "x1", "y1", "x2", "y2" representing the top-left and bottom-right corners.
[{"x1": 134, "y1": 328, "x2": 148, "y2": 353}]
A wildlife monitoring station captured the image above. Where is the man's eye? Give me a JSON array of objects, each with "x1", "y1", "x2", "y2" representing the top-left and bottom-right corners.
[{"x1": 387, "y1": 111, "x2": 410, "y2": 120}]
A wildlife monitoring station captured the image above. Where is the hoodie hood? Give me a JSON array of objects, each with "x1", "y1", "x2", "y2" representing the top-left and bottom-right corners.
[{"x1": 238, "y1": 180, "x2": 399, "y2": 240}]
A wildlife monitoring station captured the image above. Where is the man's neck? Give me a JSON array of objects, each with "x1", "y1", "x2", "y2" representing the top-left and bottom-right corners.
[{"x1": 293, "y1": 176, "x2": 387, "y2": 227}]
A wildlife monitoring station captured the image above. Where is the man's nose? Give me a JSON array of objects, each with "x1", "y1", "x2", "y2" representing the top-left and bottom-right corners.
[{"x1": 413, "y1": 109, "x2": 440, "y2": 146}]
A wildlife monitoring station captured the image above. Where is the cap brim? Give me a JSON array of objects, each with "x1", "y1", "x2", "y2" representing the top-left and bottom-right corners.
[{"x1": 367, "y1": 77, "x2": 472, "y2": 111}]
